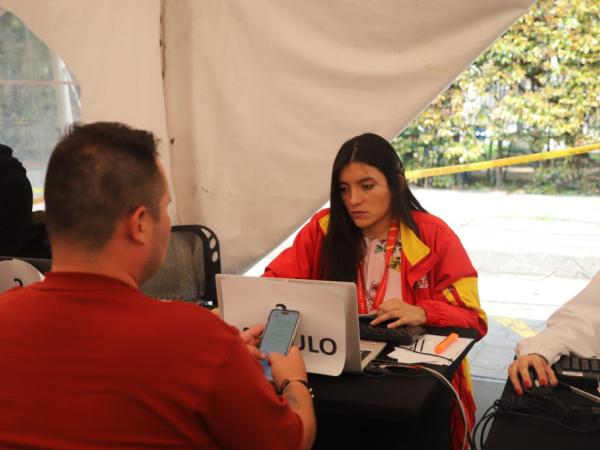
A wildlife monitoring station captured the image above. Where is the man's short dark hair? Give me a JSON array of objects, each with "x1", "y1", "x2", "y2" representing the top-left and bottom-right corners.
[{"x1": 44, "y1": 122, "x2": 163, "y2": 250}]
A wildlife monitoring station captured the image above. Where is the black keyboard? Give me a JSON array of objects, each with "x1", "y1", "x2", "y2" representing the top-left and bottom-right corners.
[
  {"x1": 553, "y1": 354, "x2": 600, "y2": 387},
  {"x1": 359, "y1": 317, "x2": 426, "y2": 346}
]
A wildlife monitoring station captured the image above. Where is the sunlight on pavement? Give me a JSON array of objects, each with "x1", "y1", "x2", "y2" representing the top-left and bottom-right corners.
[{"x1": 492, "y1": 317, "x2": 538, "y2": 338}]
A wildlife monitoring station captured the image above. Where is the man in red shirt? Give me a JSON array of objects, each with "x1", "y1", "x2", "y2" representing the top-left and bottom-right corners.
[{"x1": 0, "y1": 122, "x2": 315, "y2": 450}]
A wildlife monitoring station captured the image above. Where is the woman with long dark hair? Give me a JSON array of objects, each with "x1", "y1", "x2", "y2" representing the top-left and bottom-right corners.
[{"x1": 264, "y1": 132, "x2": 487, "y2": 450}]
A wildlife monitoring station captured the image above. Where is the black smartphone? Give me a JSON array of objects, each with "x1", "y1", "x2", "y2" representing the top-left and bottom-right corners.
[{"x1": 259, "y1": 309, "x2": 301, "y2": 381}]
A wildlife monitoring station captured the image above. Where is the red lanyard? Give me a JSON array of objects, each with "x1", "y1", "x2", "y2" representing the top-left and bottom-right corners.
[{"x1": 356, "y1": 219, "x2": 399, "y2": 314}]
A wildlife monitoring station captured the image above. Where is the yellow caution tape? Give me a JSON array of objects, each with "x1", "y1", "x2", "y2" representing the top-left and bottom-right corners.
[
  {"x1": 405, "y1": 142, "x2": 600, "y2": 180},
  {"x1": 28, "y1": 142, "x2": 600, "y2": 204},
  {"x1": 32, "y1": 187, "x2": 44, "y2": 205}
]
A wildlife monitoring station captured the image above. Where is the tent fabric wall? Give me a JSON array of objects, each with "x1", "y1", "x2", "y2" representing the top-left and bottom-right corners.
[
  {"x1": 2, "y1": 0, "x2": 534, "y2": 273},
  {"x1": 0, "y1": 0, "x2": 176, "y2": 214},
  {"x1": 163, "y1": 0, "x2": 533, "y2": 273}
]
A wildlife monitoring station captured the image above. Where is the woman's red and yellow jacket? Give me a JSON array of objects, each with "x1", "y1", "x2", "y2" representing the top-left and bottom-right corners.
[{"x1": 264, "y1": 208, "x2": 488, "y2": 450}]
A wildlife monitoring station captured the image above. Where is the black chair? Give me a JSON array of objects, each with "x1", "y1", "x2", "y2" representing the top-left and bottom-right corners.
[{"x1": 140, "y1": 225, "x2": 221, "y2": 307}]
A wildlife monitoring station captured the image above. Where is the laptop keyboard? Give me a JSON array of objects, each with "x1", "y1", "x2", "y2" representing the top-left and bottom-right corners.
[
  {"x1": 359, "y1": 317, "x2": 426, "y2": 346},
  {"x1": 360, "y1": 349, "x2": 371, "y2": 361}
]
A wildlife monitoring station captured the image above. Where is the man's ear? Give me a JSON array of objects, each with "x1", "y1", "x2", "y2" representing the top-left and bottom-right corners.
[{"x1": 127, "y1": 206, "x2": 151, "y2": 245}]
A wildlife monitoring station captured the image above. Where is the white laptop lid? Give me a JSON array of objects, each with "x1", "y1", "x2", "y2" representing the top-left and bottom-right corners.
[{"x1": 217, "y1": 274, "x2": 366, "y2": 376}]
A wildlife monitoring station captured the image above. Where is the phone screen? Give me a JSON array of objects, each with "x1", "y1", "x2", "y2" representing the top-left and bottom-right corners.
[{"x1": 259, "y1": 309, "x2": 300, "y2": 381}]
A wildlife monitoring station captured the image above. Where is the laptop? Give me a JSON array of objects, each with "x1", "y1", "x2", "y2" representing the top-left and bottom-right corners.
[{"x1": 216, "y1": 274, "x2": 386, "y2": 376}]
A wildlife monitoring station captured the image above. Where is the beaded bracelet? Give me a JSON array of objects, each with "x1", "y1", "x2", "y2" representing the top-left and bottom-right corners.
[{"x1": 278, "y1": 378, "x2": 314, "y2": 398}]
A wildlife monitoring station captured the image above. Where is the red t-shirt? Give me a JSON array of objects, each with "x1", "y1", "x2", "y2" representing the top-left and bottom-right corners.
[{"x1": 0, "y1": 272, "x2": 302, "y2": 449}]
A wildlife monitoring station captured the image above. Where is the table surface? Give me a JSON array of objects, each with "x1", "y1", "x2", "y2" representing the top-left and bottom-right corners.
[
  {"x1": 308, "y1": 326, "x2": 478, "y2": 450},
  {"x1": 308, "y1": 326, "x2": 478, "y2": 419}
]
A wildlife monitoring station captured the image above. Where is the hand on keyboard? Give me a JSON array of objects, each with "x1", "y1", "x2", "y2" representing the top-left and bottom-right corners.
[
  {"x1": 371, "y1": 298, "x2": 427, "y2": 327},
  {"x1": 359, "y1": 317, "x2": 425, "y2": 346}
]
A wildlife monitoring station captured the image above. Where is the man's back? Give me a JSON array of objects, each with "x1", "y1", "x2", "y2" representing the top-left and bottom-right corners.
[{"x1": 0, "y1": 272, "x2": 301, "y2": 450}]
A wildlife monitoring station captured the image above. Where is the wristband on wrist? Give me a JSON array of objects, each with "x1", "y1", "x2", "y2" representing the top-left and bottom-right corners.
[{"x1": 278, "y1": 378, "x2": 314, "y2": 398}]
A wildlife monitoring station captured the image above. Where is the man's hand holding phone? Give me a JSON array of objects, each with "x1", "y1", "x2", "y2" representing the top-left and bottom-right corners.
[
  {"x1": 258, "y1": 309, "x2": 301, "y2": 381},
  {"x1": 259, "y1": 309, "x2": 315, "y2": 450}
]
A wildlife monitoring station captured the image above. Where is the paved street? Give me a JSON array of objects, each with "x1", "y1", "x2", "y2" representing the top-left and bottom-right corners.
[
  {"x1": 413, "y1": 188, "x2": 600, "y2": 380},
  {"x1": 249, "y1": 188, "x2": 600, "y2": 381}
]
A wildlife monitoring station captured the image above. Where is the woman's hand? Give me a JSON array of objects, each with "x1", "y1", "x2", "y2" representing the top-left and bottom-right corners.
[
  {"x1": 370, "y1": 298, "x2": 427, "y2": 327},
  {"x1": 507, "y1": 353, "x2": 557, "y2": 395}
]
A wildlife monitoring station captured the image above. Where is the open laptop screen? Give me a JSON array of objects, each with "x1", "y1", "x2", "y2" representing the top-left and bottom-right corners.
[{"x1": 217, "y1": 274, "x2": 366, "y2": 376}]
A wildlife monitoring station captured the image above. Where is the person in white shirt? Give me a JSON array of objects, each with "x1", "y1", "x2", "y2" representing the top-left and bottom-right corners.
[{"x1": 508, "y1": 271, "x2": 600, "y2": 395}]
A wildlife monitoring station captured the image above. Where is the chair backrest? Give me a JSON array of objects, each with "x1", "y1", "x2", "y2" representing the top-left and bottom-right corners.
[
  {"x1": 0, "y1": 258, "x2": 44, "y2": 293},
  {"x1": 140, "y1": 225, "x2": 221, "y2": 306}
]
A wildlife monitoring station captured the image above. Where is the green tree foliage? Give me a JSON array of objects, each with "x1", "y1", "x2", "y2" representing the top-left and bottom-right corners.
[
  {"x1": 0, "y1": 11, "x2": 53, "y2": 81},
  {"x1": 392, "y1": 0, "x2": 600, "y2": 194},
  {"x1": 1, "y1": 10, "x2": 61, "y2": 164},
  {"x1": 0, "y1": 9, "x2": 80, "y2": 190}
]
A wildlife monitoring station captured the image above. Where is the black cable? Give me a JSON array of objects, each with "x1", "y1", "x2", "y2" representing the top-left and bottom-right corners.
[
  {"x1": 471, "y1": 400, "x2": 500, "y2": 450},
  {"x1": 368, "y1": 359, "x2": 434, "y2": 378},
  {"x1": 360, "y1": 367, "x2": 392, "y2": 378},
  {"x1": 479, "y1": 410, "x2": 497, "y2": 449},
  {"x1": 478, "y1": 417, "x2": 488, "y2": 450},
  {"x1": 472, "y1": 403, "x2": 499, "y2": 450},
  {"x1": 468, "y1": 424, "x2": 477, "y2": 450},
  {"x1": 475, "y1": 415, "x2": 490, "y2": 450}
]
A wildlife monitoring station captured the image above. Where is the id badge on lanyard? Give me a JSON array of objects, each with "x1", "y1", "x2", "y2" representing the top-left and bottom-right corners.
[{"x1": 356, "y1": 219, "x2": 399, "y2": 314}]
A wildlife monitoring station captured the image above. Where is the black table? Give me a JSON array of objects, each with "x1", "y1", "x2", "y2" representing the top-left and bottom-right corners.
[
  {"x1": 308, "y1": 327, "x2": 478, "y2": 450},
  {"x1": 483, "y1": 380, "x2": 600, "y2": 450}
]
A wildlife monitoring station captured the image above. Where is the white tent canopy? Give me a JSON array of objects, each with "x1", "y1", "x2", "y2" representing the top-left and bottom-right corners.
[{"x1": 1, "y1": 0, "x2": 534, "y2": 273}]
